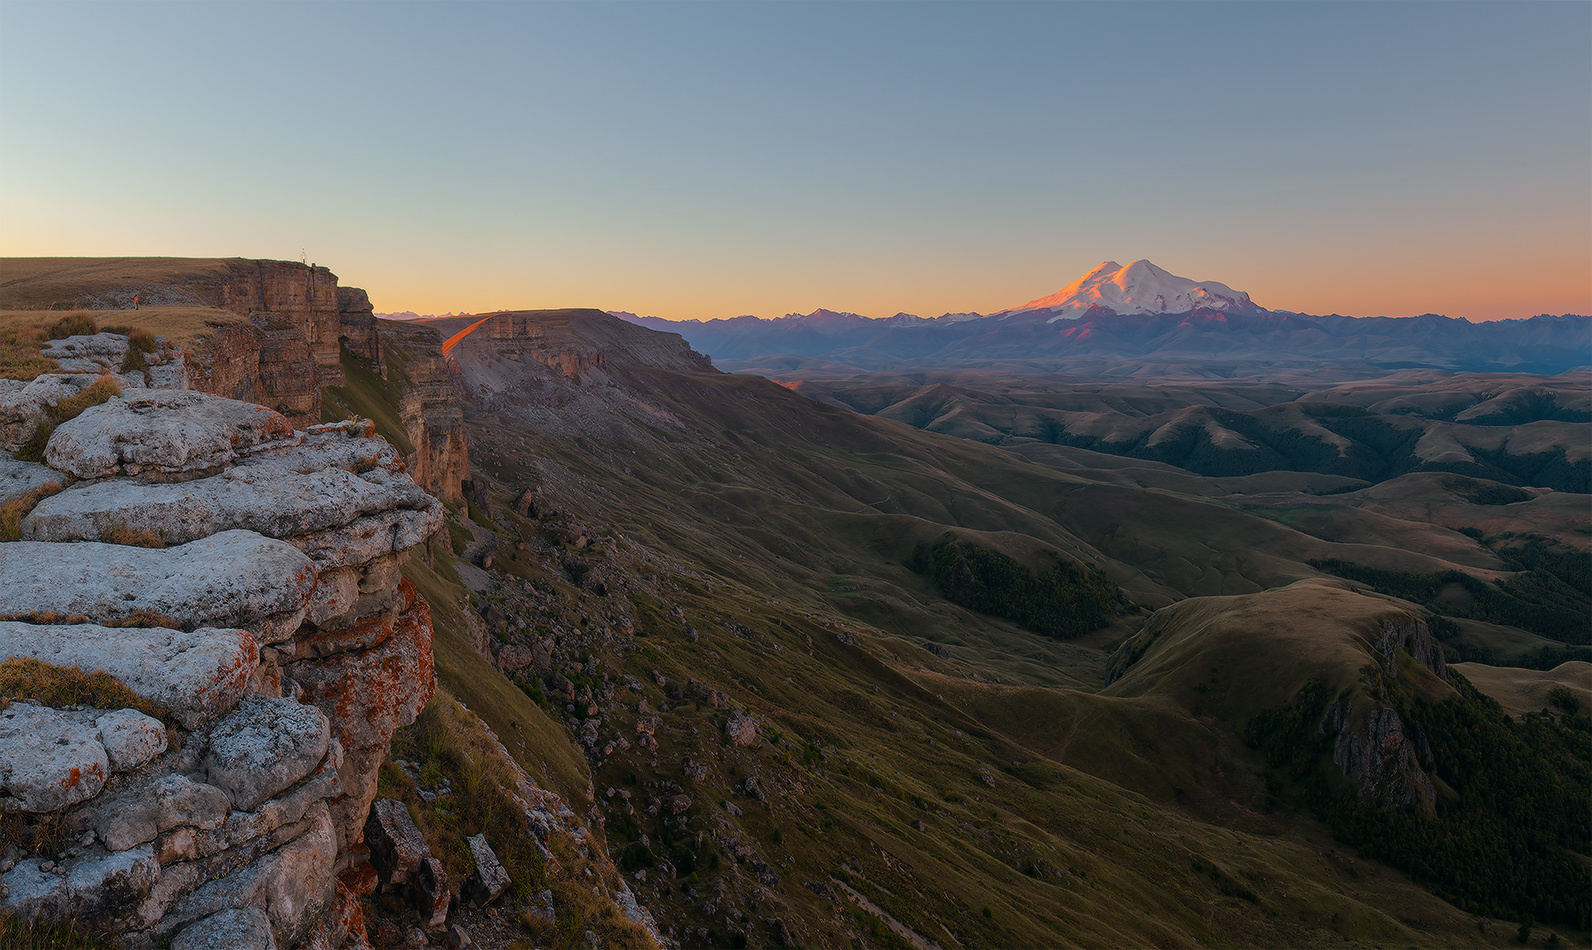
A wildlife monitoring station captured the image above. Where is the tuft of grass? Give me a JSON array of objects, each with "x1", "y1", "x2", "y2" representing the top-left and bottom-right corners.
[
  {"x1": 43, "y1": 312, "x2": 97, "y2": 340},
  {"x1": 0, "y1": 657, "x2": 167, "y2": 722},
  {"x1": 119, "y1": 345, "x2": 146, "y2": 374},
  {"x1": 100, "y1": 522, "x2": 166, "y2": 549},
  {"x1": 0, "y1": 481, "x2": 63, "y2": 541},
  {"x1": 0, "y1": 912, "x2": 116, "y2": 949}
]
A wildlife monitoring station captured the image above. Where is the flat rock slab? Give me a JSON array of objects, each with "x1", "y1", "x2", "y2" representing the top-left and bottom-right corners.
[
  {"x1": 240, "y1": 426, "x2": 403, "y2": 477},
  {"x1": 23, "y1": 466, "x2": 441, "y2": 562},
  {"x1": 202, "y1": 696, "x2": 331, "y2": 811},
  {"x1": 0, "y1": 451, "x2": 63, "y2": 507},
  {"x1": 0, "y1": 621, "x2": 255, "y2": 729},
  {"x1": 0, "y1": 530, "x2": 314, "y2": 643},
  {"x1": 45, "y1": 390, "x2": 298, "y2": 480}
]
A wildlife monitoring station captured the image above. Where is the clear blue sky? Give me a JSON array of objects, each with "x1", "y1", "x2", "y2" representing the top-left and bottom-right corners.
[{"x1": 2, "y1": 1, "x2": 1588, "y2": 320}]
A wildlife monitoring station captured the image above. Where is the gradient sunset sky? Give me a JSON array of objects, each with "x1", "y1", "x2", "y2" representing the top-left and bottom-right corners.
[{"x1": 2, "y1": 1, "x2": 1588, "y2": 321}]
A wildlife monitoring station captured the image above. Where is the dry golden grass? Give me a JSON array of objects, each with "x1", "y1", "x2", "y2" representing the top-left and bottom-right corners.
[
  {"x1": 0, "y1": 479, "x2": 63, "y2": 541},
  {"x1": 0, "y1": 256, "x2": 234, "y2": 307},
  {"x1": 0, "y1": 657, "x2": 167, "y2": 721},
  {"x1": 0, "y1": 911, "x2": 116, "y2": 948},
  {"x1": 1, "y1": 307, "x2": 241, "y2": 347},
  {"x1": 1452, "y1": 660, "x2": 1592, "y2": 718}
]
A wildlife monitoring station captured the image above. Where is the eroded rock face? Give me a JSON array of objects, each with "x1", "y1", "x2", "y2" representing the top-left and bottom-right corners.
[
  {"x1": 285, "y1": 581, "x2": 436, "y2": 848},
  {"x1": 382, "y1": 320, "x2": 469, "y2": 506},
  {"x1": 1322, "y1": 618, "x2": 1449, "y2": 815},
  {"x1": 0, "y1": 385, "x2": 442, "y2": 948}
]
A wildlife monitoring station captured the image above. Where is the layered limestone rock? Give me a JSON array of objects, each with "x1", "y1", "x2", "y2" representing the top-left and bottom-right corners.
[
  {"x1": 0, "y1": 390, "x2": 441, "y2": 948},
  {"x1": 176, "y1": 259, "x2": 380, "y2": 418},
  {"x1": 212, "y1": 261, "x2": 345, "y2": 388}
]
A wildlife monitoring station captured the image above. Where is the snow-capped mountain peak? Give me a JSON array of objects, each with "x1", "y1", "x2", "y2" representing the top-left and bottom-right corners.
[{"x1": 1009, "y1": 260, "x2": 1263, "y2": 320}]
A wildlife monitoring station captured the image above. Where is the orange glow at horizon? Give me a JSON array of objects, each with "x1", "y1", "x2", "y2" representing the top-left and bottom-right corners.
[{"x1": 357, "y1": 249, "x2": 1592, "y2": 325}]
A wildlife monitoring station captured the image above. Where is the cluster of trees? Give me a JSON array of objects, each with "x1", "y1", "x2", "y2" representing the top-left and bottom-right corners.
[
  {"x1": 1442, "y1": 476, "x2": 1531, "y2": 506},
  {"x1": 907, "y1": 537, "x2": 1123, "y2": 639},
  {"x1": 1311, "y1": 541, "x2": 1591, "y2": 646},
  {"x1": 1246, "y1": 677, "x2": 1591, "y2": 928}
]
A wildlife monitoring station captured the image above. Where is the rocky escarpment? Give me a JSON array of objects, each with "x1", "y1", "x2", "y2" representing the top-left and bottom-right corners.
[
  {"x1": 186, "y1": 261, "x2": 382, "y2": 420},
  {"x1": 0, "y1": 389, "x2": 442, "y2": 948},
  {"x1": 377, "y1": 320, "x2": 469, "y2": 508},
  {"x1": 1322, "y1": 618, "x2": 1449, "y2": 814},
  {"x1": 428, "y1": 309, "x2": 712, "y2": 444}
]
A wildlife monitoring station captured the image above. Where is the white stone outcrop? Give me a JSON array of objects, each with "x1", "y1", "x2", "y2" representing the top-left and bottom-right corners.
[
  {"x1": 0, "y1": 621, "x2": 255, "y2": 729},
  {"x1": 0, "y1": 373, "x2": 109, "y2": 452},
  {"x1": 0, "y1": 383, "x2": 441, "y2": 949},
  {"x1": 24, "y1": 463, "x2": 442, "y2": 559},
  {"x1": 0, "y1": 531, "x2": 315, "y2": 644},
  {"x1": 40, "y1": 333, "x2": 133, "y2": 374},
  {"x1": 45, "y1": 390, "x2": 299, "y2": 480}
]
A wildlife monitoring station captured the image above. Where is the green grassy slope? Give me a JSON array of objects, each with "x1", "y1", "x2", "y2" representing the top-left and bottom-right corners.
[{"x1": 339, "y1": 311, "x2": 1572, "y2": 948}]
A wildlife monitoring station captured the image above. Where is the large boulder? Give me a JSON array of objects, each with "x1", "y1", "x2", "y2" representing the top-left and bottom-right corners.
[
  {"x1": 45, "y1": 390, "x2": 298, "y2": 480},
  {"x1": 202, "y1": 697, "x2": 332, "y2": 812},
  {"x1": 0, "y1": 531, "x2": 315, "y2": 644}
]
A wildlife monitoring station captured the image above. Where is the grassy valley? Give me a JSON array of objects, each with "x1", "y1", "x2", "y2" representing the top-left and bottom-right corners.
[{"x1": 334, "y1": 309, "x2": 1587, "y2": 947}]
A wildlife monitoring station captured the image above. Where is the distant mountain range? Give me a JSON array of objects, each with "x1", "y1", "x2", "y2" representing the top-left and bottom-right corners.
[{"x1": 614, "y1": 261, "x2": 1591, "y2": 375}]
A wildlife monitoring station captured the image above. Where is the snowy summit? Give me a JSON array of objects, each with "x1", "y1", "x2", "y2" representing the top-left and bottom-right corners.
[{"x1": 1009, "y1": 260, "x2": 1264, "y2": 320}]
